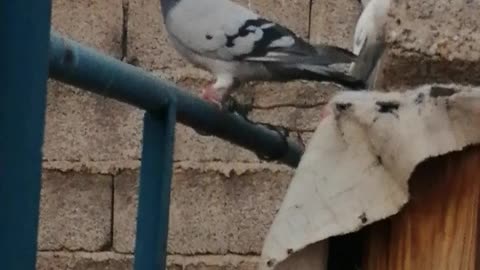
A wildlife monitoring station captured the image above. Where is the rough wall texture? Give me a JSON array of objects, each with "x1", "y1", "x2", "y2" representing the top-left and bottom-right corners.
[
  {"x1": 376, "y1": 0, "x2": 480, "y2": 89},
  {"x1": 39, "y1": 0, "x2": 478, "y2": 268}
]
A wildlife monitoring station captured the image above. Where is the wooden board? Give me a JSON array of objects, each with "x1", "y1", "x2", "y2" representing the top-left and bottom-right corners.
[{"x1": 363, "y1": 146, "x2": 480, "y2": 270}]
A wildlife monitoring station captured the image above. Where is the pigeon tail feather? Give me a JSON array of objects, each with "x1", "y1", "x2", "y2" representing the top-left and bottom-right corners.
[
  {"x1": 311, "y1": 44, "x2": 358, "y2": 64},
  {"x1": 267, "y1": 63, "x2": 367, "y2": 90},
  {"x1": 348, "y1": 39, "x2": 385, "y2": 89}
]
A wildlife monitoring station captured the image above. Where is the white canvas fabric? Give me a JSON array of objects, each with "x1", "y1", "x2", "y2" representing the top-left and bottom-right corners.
[{"x1": 259, "y1": 84, "x2": 480, "y2": 270}]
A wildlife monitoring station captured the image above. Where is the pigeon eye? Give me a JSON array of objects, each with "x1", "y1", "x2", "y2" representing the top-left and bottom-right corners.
[{"x1": 205, "y1": 34, "x2": 213, "y2": 40}]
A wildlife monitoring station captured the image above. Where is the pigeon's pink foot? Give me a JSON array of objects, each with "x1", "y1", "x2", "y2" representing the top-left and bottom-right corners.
[{"x1": 200, "y1": 84, "x2": 222, "y2": 108}]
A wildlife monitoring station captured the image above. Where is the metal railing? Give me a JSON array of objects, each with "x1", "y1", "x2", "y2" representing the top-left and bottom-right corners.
[{"x1": 0, "y1": 1, "x2": 303, "y2": 269}]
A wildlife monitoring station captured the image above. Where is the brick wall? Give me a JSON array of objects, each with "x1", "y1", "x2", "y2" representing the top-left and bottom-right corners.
[{"x1": 38, "y1": 0, "x2": 362, "y2": 268}]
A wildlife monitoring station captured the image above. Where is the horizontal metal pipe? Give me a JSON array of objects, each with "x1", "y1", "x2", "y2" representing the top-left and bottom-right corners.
[{"x1": 48, "y1": 32, "x2": 303, "y2": 167}]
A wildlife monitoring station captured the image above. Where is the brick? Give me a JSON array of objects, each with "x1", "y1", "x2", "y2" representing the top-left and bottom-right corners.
[
  {"x1": 43, "y1": 83, "x2": 264, "y2": 166},
  {"x1": 249, "y1": 106, "x2": 325, "y2": 132},
  {"x1": 183, "y1": 258, "x2": 257, "y2": 270},
  {"x1": 169, "y1": 255, "x2": 259, "y2": 270},
  {"x1": 51, "y1": 0, "x2": 123, "y2": 57},
  {"x1": 43, "y1": 83, "x2": 144, "y2": 163},
  {"x1": 36, "y1": 252, "x2": 183, "y2": 270},
  {"x1": 174, "y1": 124, "x2": 259, "y2": 162},
  {"x1": 46, "y1": 83, "x2": 320, "y2": 166},
  {"x1": 71, "y1": 256, "x2": 133, "y2": 270},
  {"x1": 45, "y1": 0, "x2": 138, "y2": 164},
  {"x1": 44, "y1": 0, "x2": 343, "y2": 167},
  {"x1": 38, "y1": 170, "x2": 112, "y2": 251},
  {"x1": 310, "y1": 0, "x2": 361, "y2": 49},
  {"x1": 379, "y1": 0, "x2": 480, "y2": 87},
  {"x1": 113, "y1": 166, "x2": 292, "y2": 254},
  {"x1": 36, "y1": 252, "x2": 72, "y2": 270},
  {"x1": 112, "y1": 170, "x2": 138, "y2": 253},
  {"x1": 36, "y1": 253, "x2": 259, "y2": 270},
  {"x1": 242, "y1": 81, "x2": 338, "y2": 108}
]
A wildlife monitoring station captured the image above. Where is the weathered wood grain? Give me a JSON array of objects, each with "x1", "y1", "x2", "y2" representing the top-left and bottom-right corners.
[{"x1": 363, "y1": 146, "x2": 480, "y2": 270}]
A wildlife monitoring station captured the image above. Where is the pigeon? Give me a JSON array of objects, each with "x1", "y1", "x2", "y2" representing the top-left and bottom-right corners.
[
  {"x1": 160, "y1": 0, "x2": 366, "y2": 108},
  {"x1": 349, "y1": 0, "x2": 391, "y2": 89}
]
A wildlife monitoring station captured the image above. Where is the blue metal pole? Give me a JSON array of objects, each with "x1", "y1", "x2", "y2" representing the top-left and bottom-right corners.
[
  {"x1": 134, "y1": 103, "x2": 176, "y2": 270},
  {"x1": 49, "y1": 32, "x2": 303, "y2": 167},
  {"x1": 0, "y1": 0, "x2": 52, "y2": 269}
]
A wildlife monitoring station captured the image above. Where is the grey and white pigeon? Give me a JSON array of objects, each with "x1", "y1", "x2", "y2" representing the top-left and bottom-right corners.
[
  {"x1": 160, "y1": 0, "x2": 366, "y2": 108},
  {"x1": 349, "y1": 0, "x2": 391, "y2": 89}
]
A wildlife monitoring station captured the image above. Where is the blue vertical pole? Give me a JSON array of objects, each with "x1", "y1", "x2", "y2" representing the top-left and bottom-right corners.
[
  {"x1": 0, "y1": 0, "x2": 52, "y2": 269},
  {"x1": 134, "y1": 102, "x2": 176, "y2": 270}
]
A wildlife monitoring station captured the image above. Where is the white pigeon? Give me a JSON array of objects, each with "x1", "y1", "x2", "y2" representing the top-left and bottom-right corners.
[
  {"x1": 349, "y1": 0, "x2": 391, "y2": 89},
  {"x1": 160, "y1": 0, "x2": 366, "y2": 108}
]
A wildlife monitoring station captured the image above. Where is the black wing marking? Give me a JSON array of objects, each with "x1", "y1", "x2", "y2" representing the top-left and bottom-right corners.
[
  {"x1": 224, "y1": 18, "x2": 357, "y2": 67},
  {"x1": 224, "y1": 18, "x2": 317, "y2": 61}
]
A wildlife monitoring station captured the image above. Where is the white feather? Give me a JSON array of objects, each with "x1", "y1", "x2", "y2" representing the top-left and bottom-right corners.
[
  {"x1": 269, "y1": 36, "x2": 295, "y2": 48},
  {"x1": 260, "y1": 23, "x2": 276, "y2": 29},
  {"x1": 349, "y1": 0, "x2": 391, "y2": 87},
  {"x1": 352, "y1": 0, "x2": 390, "y2": 55}
]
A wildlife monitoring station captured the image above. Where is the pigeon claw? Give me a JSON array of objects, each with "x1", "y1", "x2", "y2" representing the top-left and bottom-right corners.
[
  {"x1": 201, "y1": 85, "x2": 222, "y2": 108},
  {"x1": 221, "y1": 96, "x2": 248, "y2": 114}
]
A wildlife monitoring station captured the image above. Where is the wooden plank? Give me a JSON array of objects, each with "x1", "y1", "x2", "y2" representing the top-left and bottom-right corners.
[{"x1": 363, "y1": 146, "x2": 480, "y2": 270}]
